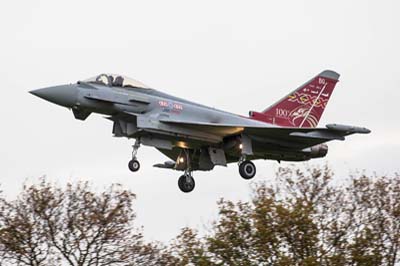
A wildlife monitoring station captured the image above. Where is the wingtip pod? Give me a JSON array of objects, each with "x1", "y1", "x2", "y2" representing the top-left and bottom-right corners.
[{"x1": 326, "y1": 124, "x2": 371, "y2": 134}]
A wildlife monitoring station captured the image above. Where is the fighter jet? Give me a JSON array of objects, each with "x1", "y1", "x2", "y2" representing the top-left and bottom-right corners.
[{"x1": 30, "y1": 70, "x2": 370, "y2": 193}]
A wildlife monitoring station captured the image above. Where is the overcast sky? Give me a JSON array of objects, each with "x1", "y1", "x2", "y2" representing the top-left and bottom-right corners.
[{"x1": 0, "y1": 0, "x2": 399, "y2": 242}]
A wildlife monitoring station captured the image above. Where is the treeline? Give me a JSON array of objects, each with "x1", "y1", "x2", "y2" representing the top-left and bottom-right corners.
[{"x1": 0, "y1": 166, "x2": 399, "y2": 266}]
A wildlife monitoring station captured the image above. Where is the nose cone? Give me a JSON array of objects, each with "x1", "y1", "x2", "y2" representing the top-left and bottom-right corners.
[{"x1": 30, "y1": 84, "x2": 78, "y2": 108}]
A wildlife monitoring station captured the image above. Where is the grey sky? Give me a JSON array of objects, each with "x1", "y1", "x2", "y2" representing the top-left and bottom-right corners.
[{"x1": 0, "y1": 0, "x2": 399, "y2": 242}]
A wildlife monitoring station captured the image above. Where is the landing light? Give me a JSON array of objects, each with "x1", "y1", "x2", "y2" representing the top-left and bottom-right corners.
[
  {"x1": 179, "y1": 157, "x2": 184, "y2": 163},
  {"x1": 239, "y1": 143, "x2": 243, "y2": 150},
  {"x1": 177, "y1": 141, "x2": 188, "y2": 149}
]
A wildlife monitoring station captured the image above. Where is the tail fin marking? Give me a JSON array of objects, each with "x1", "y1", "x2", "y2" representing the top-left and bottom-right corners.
[{"x1": 249, "y1": 70, "x2": 340, "y2": 128}]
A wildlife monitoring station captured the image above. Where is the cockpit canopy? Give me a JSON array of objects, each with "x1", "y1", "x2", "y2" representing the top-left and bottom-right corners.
[{"x1": 84, "y1": 74, "x2": 150, "y2": 89}]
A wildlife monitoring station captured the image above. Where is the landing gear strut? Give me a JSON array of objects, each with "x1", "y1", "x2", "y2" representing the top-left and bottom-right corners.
[
  {"x1": 177, "y1": 149, "x2": 195, "y2": 193},
  {"x1": 128, "y1": 139, "x2": 141, "y2": 172},
  {"x1": 238, "y1": 157, "x2": 256, "y2": 180}
]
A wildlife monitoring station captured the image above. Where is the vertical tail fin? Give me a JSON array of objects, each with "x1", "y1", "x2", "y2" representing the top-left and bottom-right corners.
[{"x1": 249, "y1": 70, "x2": 340, "y2": 128}]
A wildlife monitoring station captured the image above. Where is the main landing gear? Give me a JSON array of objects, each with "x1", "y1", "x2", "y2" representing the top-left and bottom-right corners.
[
  {"x1": 238, "y1": 157, "x2": 256, "y2": 180},
  {"x1": 178, "y1": 171, "x2": 195, "y2": 193},
  {"x1": 177, "y1": 149, "x2": 195, "y2": 193},
  {"x1": 128, "y1": 139, "x2": 141, "y2": 172},
  {"x1": 127, "y1": 141, "x2": 254, "y2": 192}
]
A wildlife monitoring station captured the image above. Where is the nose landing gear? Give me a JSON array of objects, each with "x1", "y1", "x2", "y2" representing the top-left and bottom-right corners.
[
  {"x1": 128, "y1": 139, "x2": 141, "y2": 172},
  {"x1": 128, "y1": 159, "x2": 140, "y2": 172}
]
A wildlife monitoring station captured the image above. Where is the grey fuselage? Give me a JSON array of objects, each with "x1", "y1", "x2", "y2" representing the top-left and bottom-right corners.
[{"x1": 31, "y1": 81, "x2": 328, "y2": 171}]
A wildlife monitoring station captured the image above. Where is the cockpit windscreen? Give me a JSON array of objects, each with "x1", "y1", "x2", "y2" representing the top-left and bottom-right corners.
[{"x1": 84, "y1": 74, "x2": 150, "y2": 89}]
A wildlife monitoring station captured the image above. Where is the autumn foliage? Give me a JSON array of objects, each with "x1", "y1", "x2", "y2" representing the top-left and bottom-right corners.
[
  {"x1": 0, "y1": 166, "x2": 399, "y2": 265},
  {"x1": 0, "y1": 180, "x2": 171, "y2": 266},
  {"x1": 170, "y1": 167, "x2": 400, "y2": 266}
]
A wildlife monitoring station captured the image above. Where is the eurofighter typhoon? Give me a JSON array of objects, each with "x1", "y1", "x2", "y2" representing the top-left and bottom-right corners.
[{"x1": 30, "y1": 71, "x2": 370, "y2": 192}]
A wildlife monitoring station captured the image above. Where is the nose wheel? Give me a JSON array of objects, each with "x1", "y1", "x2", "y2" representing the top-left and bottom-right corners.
[
  {"x1": 178, "y1": 172, "x2": 195, "y2": 193},
  {"x1": 128, "y1": 159, "x2": 140, "y2": 172},
  {"x1": 239, "y1": 160, "x2": 256, "y2": 180},
  {"x1": 128, "y1": 139, "x2": 141, "y2": 172}
]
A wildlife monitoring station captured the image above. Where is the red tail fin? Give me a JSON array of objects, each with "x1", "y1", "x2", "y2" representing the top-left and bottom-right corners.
[{"x1": 249, "y1": 70, "x2": 340, "y2": 128}]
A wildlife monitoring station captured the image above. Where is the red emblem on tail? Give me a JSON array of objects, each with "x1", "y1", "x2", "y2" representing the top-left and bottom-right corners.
[{"x1": 249, "y1": 70, "x2": 340, "y2": 128}]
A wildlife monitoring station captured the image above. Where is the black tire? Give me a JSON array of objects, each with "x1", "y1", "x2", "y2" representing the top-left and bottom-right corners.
[
  {"x1": 128, "y1": 159, "x2": 140, "y2": 172},
  {"x1": 239, "y1": 160, "x2": 256, "y2": 180},
  {"x1": 178, "y1": 174, "x2": 195, "y2": 193}
]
